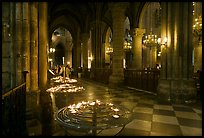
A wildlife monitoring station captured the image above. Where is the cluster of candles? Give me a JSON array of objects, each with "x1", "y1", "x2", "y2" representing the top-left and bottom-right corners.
[
  {"x1": 66, "y1": 100, "x2": 120, "y2": 119},
  {"x1": 46, "y1": 83, "x2": 85, "y2": 93},
  {"x1": 51, "y1": 76, "x2": 78, "y2": 83},
  {"x1": 47, "y1": 75, "x2": 85, "y2": 93},
  {"x1": 56, "y1": 100, "x2": 132, "y2": 133}
]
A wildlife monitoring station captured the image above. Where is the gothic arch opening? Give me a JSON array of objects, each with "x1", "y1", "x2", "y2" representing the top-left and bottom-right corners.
[
  {"x1": 124, "y1": 17, "x2": 132, "y2": 69},
  {"x1": 49, "y1": 27, "x2": 73, "y2": 68},
  {"x1": 55, "y1": 43, "x2": 65, "y2": 66},
  {"x1": 139, "y1": 2, "x2": 161, "y2": 69}
]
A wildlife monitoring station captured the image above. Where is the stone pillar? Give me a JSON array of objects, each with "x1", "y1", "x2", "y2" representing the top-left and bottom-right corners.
[
  {"x1": 142, "y1": 46, "x2": 148, "y2": 69},
  {"x1": 22, "y1": 3, "x2": 30, "y2": 91},
  {"x1": 93, "y1": 21, "x2": 103, "y2": 68},
  {"x1": 2, "y1": 3, "x2": 14, "y2": 91},
  {"x1": 150, "y1": 46, "x2": 157, "y2": 68},
  {"x1": 157, "y1": 2, "x2": 197, "y2": 103},
  {"x1": 72, "y1": 29, "x2": 81, "y2": 75},
  {"x1": 131, "y1": 28, "x2": 145, "y2": 69},
  {"x1": 109, "y1": 3, "x2": 128, "y2": 87},
  {"x1": 30, "y1": 2, "x2": 39, "y2": 92},
  {"x1": 81, "y1": 33, "x2": 89, "y2": 69},
  {"x1": 15, "y1": 3, "x2": 23, "y2": 85},
  {"x1": 194, "y1": 41, "x2": 202, "y2": 72},
  {"x1": 39, "y1": 2, "x2": 48, "y2": 89},
  {"x1": 90, "y1": 28, "x2": 96, "y2": 78}
]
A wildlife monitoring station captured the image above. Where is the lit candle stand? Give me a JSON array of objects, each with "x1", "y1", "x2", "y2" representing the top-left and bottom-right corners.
[
  {"x1": 46, "y1": 83, "x2": 85, "y2": 93},
  {"x1": 55, "y1": 100, "x2": 132, "y2": 136},
  {"x1": 51, "y1": 76, "x2": 78, "y2": 84}
]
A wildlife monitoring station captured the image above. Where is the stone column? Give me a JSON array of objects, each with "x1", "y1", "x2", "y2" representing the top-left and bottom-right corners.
[
  {"x1": 94, "y1": 21, "x2": 103, "y2": 68},
  {"x1": 131, "y1": 28, "x2": 145, "y2": 69},
  {"x1": 142, "y1": 46, "x2": 148, "y2": 69},
  {"x1": 39, "y1": 2, "x2": 48, "y2": 89},
  {"x1": 10, "y1": 3, "x2": 16, "y2": 89},
  {"x1": 194, "y1": 41, "x2": 202, "y2": 72},
  {"x1": 150, "y1": 46, "x2": 157, "y2": 68},
  {"x1": 2, "y1": 3, "x2": 12, "y2": 91},
  {"x1": 15, "y1": 3, "x2": 23, "y2": 85},
  {"x1": 22, "y1": 3, "x2": 30, "y2": 91},
  {"x1": 90, "y1": 28, "x2": 96, "y2": 78},
  {"x1": 81, "y1": 33, "x2": 89, "y2": 69},
  {"x1": 157, "y1": 2, "x2": 197, "y2": 103},
  {"x1": 72, "y1": 29, "x2": 81, "y2": 75},
  {"x1": 109, "y1": 3, "x2": 128, "y2": 87},
  {"x1": 30, "y1": 2, "x2": 39, "y2": 92}
]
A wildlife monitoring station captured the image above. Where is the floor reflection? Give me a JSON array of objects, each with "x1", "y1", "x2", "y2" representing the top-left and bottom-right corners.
[{"x1": 30, "y1": 77, "x2": 202, "y2": 136}]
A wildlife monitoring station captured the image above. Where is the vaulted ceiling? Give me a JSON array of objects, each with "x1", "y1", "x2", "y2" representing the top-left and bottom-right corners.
[
  {"x1": 48, "y1": 2, "x2": 112, "y2": 39},
  {"x1": 47, "y1": 2, "x2": 146, "y2": 41}
]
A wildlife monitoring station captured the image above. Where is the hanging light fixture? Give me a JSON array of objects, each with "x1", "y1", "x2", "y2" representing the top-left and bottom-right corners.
[
  {"x1": 192, "y1": 2, "x2": 202, "y2": 39},
  {"x1": 106, "y1": 35, "x2": 113, "y2": 55},
  {"x1": 143, "y1": 31, "x2": 159, "y2": 47},
  {"x1": 143, "y1": 3, "x2": 159, "y2": 48},
  {"x1": 123, "y1": 29, "x2": 132, "y2": 51}
]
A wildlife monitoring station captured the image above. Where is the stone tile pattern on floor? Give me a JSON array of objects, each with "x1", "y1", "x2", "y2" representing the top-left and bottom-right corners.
[{"x1": 38, "y1": 79, "x2": 202, "y2": 136}]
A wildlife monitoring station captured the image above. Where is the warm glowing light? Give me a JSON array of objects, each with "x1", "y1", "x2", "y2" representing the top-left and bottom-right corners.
[
  {"x1": 193, "y1": 15, "x2": 202, "y2": 37},
  {"x1": 164, "y1": 37, "x2": 168, "y2": 43},
  {"x1": 106, "y1": 47, "x2": 113, "y2": 54},
  {"x1": 51, "y1": 76, "x2": 77, "y2": 84},
  {"x1": 55, "y1": 99, "x2": 133, "y2": 134},
  {"x1": 112, "y1": 115, "x2": 119, "y2": 118},
  {"x1": 46, "y1": 83, "x2": 85, "y2": 93},
  {"x1": 50, "y1": 48, "x2": 55, "y2": 53},
  {"x1": 143, "y1": 31, "x2": 159, "y2": 47}
]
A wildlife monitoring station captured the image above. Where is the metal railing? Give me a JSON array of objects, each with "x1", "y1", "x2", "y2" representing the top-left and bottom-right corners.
[{"x1": 2, "y1": 83, "x2": 27, "y2": 136}]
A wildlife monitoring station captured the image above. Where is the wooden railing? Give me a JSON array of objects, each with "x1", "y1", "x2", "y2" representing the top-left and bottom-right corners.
[
  {"x1": 124, "y1": 69, "x2": 160, "y2": 94},
  {"x1": 82, "y1": 68, "x2": 160, "y2": 94},
  {"x1": 2, "y1": 83, "x2": 27, "y2": 136},
  {"x1": 82, "y1": 68, "x2": 112, "y2": 84}
]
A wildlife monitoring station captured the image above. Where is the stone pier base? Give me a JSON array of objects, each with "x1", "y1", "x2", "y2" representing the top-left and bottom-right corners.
[
  {"x1": 157, "y1": 79, "x2": 197, "y2": 104},
  {"x1": 109, "y1": 75, "x2": 124, "y2": 88}
]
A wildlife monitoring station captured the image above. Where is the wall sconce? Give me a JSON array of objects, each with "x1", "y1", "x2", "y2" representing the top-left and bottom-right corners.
[
  {"x1": 158, "y1": 37, "x2": 168, "y2": 48},
  {"x1": 50, "y1": 48, "x2": 55, "y2": 53},
  {"x1": 106, "y1": 47, "x2": 113, "y2": 55},
  {"x1": 88, "y1": 56, "x2": 93, "y2": 61},
  {"x1": 48, "y1": 58, "x2": 53, "y2": 62}
]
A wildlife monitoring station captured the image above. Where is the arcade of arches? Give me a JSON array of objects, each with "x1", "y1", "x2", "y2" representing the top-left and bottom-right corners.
[{"x1": 2, "y1": 2, "x2": 202, "y2": 136}]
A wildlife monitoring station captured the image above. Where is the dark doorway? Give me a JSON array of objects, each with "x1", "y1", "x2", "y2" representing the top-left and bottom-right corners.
[{"x1": 55, "y1": 43, "x2": 65, "y2": 66}]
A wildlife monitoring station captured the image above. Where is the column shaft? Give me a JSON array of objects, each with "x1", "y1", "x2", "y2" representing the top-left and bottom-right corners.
[
  {"x1": 109, "y1": 3, "x2": 127, "y2": 86},
  {"x1": 22, "y1": 3, "x2": 30, "y2": 91},
  {"x1": 157, "y1": 2, "x2": 196, "y2": 103},
  {"x1": 39, "y1": 2, "x2": 48, "y2": 89},
  {"x1": 81, "y1": 33, "x2": 89, "y2": 69},
  {"x1": 132, "y1": 28, "x2": 145, "y2": 69},
  {"x1": 15, "y1": 3, "x2": 23, "y2": 85},
  {"x1": 10, "y1": 3, "x2": 16, "y2": 88},
  {"x1": 30, "y1": 2, "x2": 39, "y2": 91}
]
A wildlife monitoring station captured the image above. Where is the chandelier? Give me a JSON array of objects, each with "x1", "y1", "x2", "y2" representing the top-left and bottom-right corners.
[
  {"x1": 123, "y1": 29, "x2": 132, "y2": 51},
  {"x1": 106, "y1": 35, "x2": 113, "y2": 55},
  {"x1": 193, "y1": 15, "x2": 202, "y2": 38},
  {"x1": 143, "y1": 31, "x2": 159, "y2": 47},
  {"x1": 192, "y1": 2, "x2": 202, "y2": 41}
]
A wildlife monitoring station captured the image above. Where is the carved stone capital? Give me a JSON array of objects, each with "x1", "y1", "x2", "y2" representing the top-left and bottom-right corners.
[{"x1": 132, "y1": 28, "x2": 145, "y2": 37}]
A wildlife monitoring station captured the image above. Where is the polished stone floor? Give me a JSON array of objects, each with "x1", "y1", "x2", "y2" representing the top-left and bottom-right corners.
[{"x1": 26, "y1": 78, "x2": 202, "y2": 136}]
